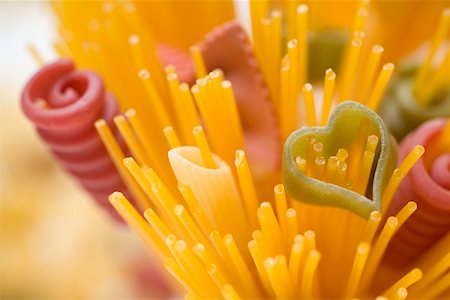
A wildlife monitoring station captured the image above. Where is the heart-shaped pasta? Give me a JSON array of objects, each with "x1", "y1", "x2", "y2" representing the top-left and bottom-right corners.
[{"x1": 283, "y1": 101, "x2": 398, "y2": 218}]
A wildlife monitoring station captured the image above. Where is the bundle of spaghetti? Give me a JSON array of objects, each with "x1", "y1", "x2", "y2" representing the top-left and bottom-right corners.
[
  {"x1": 50, "y1": 1, "x2": 171, "y2": 120},
  {"x1": 49, "y1": 0, "x2": 282, "y2": 198},
  {"x1": 50, "y1": 0, "x2": 232, "y2": 102},
  {"x1": 159, "y1": 21, "x2": 281, "y2": 197},
  {"x1": 20, "y1": 59, "x2": 132, "y2": 220},
  {"x1": 191, "y1": 21, "x2": 280, "y2": 186},
  {"x1": 108, "y1": 108, "x2": 447, "y2": 298},
  {"x1": 248, "y1": 0, "x2": 395, "y2": 141},
  {"x1": 379, "y1": 8, "x2": 450, "y2": 140},
  {"x1": 386, "y1": 118, "x2": 450, "y2": 265}
]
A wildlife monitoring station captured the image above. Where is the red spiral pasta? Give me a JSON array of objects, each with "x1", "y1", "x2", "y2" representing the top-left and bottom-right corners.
[
  {"x1": 387, "y1": 118, "x2": 450, "y2": 264},
  {"x1": 21, "y1": 59, "x2": 131, "y2": 221}
]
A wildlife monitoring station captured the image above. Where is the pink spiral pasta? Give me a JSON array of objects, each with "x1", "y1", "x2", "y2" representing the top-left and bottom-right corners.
[
  {"x1": 387, "y1": 118, "x2": 450, "y2": 264},
  {"x1": 21, "y1": 59, "x2": 131, "y2": 220}
]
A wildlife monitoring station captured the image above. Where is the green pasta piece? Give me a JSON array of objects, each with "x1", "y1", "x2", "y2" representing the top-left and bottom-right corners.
[
  {"x1": 379, "y1": 78, "x2": 450, "y2": 141},
  {"x1": 282, "y1": 101, "x2": 398, "y2": 219}
]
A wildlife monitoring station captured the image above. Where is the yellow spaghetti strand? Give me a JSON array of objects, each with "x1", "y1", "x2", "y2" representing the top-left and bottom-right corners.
[
  {"x1": 260, "y1": 18, "x2": 273, "y2": 98},
  {"x1": 419, "y1": 45, "x2": 450, "y2": 104},
  {"x1": 420, "y1": 272, "x2": 450, "y2": 299},
  {"x1": 210, "y1": 231, "x2": 232, "y2": 267},
  {"x1": 27, "y1": 43, "x2": 45, "y2": 66},
  {"x1": 163, "y1": 126, "x2": 181, "y2": 149},
  {"x1": 223, "y1": 234, "x2": 262, "y2": 298},
  {"x1": 235, "y1": 150, "x2": 259, "y2": 228},
  {"x1": 289, "y1": 236, "x2": 305, "y2": 290},
  {"x1": 165, "y1": 72, "x2": 184, "y2": 132},
  {"x1": 184, "y1": 292, "x2": 200, "y2": 300},
  {"x1": 361, "y1": 211, "x2": 381, "y2": 244},
  {"x1": 258, "y1": 202, "x2": 285, "y2": 256},
  {"x1": 347, "y1": 119, "x2": 369, "y2": 184},
  {"x1": 207, "y1": 264, "x2": 228, "y2": 290},
  {"x1": 366, "y1": 135, "x2": 379, "y2": 153},
  {"x1": 165, "y1": 258, "x2": 202, "y2": 296},
  {"x1": 303, "y1": 83, "x2": 317, "y2": 126},
  {"x1": 145, "y1": 168, "x2": 179, "y2": 216},
  {"x1": 301, "y1": 249, "x2": 321, "y2": 299},
  {"x1": 275, "y1": 255, "x2": 295, "y2": 298},
  {"x1": 221, "y1": 284, "x2": 242, "y2": 300},
  {"x1": 122, "y1": 157, "x2": 157, "y2": 204},
  {"x1": 192, "y1": 126, "x2": 217, "y2": 169},
  {"x1": 313, "y1": 142, "x2": 324, "y2": 158},
  {"x1": 269, "y1": 11, "x2": 282, "y2": 103},
  {"x1": 274, "y1": 184, "x2": 288, "y2": 239},
  {"x1": 296, "y1": 156, "x2": 307, "y2": 174},
  {"x1": 164, "y1": 64, "x2": 176, "y2": 76},
  {"x1": 380, "y1": 168, "x2": 404, "y2": 216},
  {"x1": 109, "y1": 192, "x2": 168, "y2": 258},
  {"x1": 336, "y1": 161, "x2": 348, "y2": 187},
  {"x1": 325, "y1": 156, "x2": 339, "y2": 184},
  {"x1": 114, "y1": 114, "x2": 149, "y2": 166},
  {"x1": 287, "y1": 39, "x2": 299, "y2": 98},
  {"x1": 394, "y1": 288, "x2": 408, "y2": 300},
  {"x1": 143, "y1": 208, "x2": 171, "y2": 239},
  {"x1": 381, "y1": 145, "x2": 425, "y2": 216},
  {"x1": 249, "y1": 0, "x2": 269, "y2": 66},
  {"x1": 321, "y1": 69, "x2": 336, "y2": 125},
  {"x1": 175, "y1": 240, "x2": 220, "y2": 297},
  {"x1": 193, "y1": 244, "x2": 224, "y2": 275},
  {"x1": 280, "y1": 62, "x2": 296, "y2": 141},
  {"x1": 313, "y1": 156, "x2": 326, "y2": 180},
  {"x1": 426, "y1": 120, "x2": 450, "y2": 165},
  {"x1": 337, "y1": 148, "x2": 349, "y2": 162},
  {"x1": 304, "y1": 230, "x2": 316, "y2": 253},
  {"x1": 124, "y1": 108, "x2": 170, "y2": 179},
  {"x1": 414, "y1": 8, "x2": 450, "y2": 96},
  {"x1": 344, "y1": 242, "x2": 371, "y2": 299},
  {"x1": 265, "y1": 256, "x2": 294, "y2": 299},
  {"x1": 352, "y1": 6, "x2": 369, "y2": 34},
  {"x1": 221, "y1": 80, "x2": 245, "y2": 150},
  {"x1": 395, "y1": 201, "x2": 418, "y2": 229},
  {"x1": 95, "y1": 120, "x2": 149, "y2": 210},
  {"x1": 286, "y1": 0, "x2": 298, "y2": 40},
  {"x1": 296, "y1": 4, "x2": 309, "y2": 88},
  {"x1": 178, "y1": 183, "x2": 214, "y2": 236},
  {"x1": 174, "y1": 204, "x2": 210, "y2": 247},
  {"x1": 355, "y1": 150, "x2": 375, "y2": 195},
  {"x1": 52, "y1": 38, "x2": 71, "y2": 57},
  {"x1": 190, "y1": 45, "x2": 207, "y2": 78},
  {"x1": 138, "y1": 69, "x2": 172, "y2": 127},
  {"x1": 381, "y1": 268, "x2": 423, "y2": 298},
  {"x1": 356, "y1": 45, "x2": 384, "y2": 102},
  {"x1": 410, "y1": 251, "x2": 450, "y2": 295},
  {"x1": 286, "y1": 209, "x2": 299, "y2": 244},
  {"x1": 306, "y1": 136, "x2": 317, "y2": 177},
  {"x1": 248, "y1": 239, "x2": 274, "y2": 297},
  {"x1": 339, "y1": 39, "x2": 363, "y2": 101},
  {"x1": 175, "y1": 83, "x2": 201, "y2": 145},
  {"x1": 360, "y1": 217, "x2": 399, "y2": 293},
  {"x1": 166, "y1": 236, "x2": 192, "y2": 276},
  {"x1": 366, "y1": 63, "x2": 395, "y2": 110}
]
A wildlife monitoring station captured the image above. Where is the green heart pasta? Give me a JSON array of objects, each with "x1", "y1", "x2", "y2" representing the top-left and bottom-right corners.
[{"x1": 283, "y1": 101, "x2": 398, "y2": 218}]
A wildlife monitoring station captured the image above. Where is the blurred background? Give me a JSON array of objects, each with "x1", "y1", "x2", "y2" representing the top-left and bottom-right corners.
[{"x1": 0, "y1": 2, "x2": 169, "y2": 298}]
